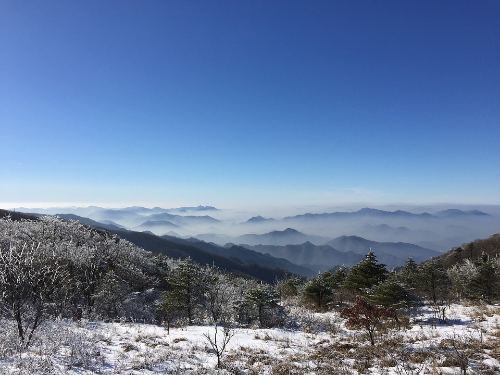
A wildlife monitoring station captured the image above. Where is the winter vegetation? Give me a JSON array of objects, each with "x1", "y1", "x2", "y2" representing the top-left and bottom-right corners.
[{"x1": 0, "y1": 213, "x2": 500, "y2": 374}]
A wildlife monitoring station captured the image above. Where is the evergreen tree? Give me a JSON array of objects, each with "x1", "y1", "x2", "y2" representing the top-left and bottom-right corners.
[
  {"x1": 332, "y1": 265, "x2": 348, "y2": 285},
  {"x1": 369, "y1": 278, "x2": 414, "y2": 309},
  {"x1": 398, "y1": 257, "x2": 420, "y2": 290},
  {"x1": 466, "y1": 255, "x2": 499, "y2": 302},
  {"x1": 159, "y1": 290, "x2": 183, "y2": 333},
  {"x1": 276, "y1": 276, "x2": 303, "y2": 299},
  {"x1": 236, "y1": 283, "x2": 282, "y2": 327},
  {"x1": 418, "y1": 261, "x2": 450, "y2": 305},
  {"x1": 343, "y1": 251, "x2": 388, "y2": 295},
  {"x1": 301, "y1": 271, "x2": 336, "y2": 310},
  {"x1": 332, "y1": 265, "x2": 349, "y2": 306},
  {"x1": 165, "y1": 258, "x2": 206, "y2": 324}
]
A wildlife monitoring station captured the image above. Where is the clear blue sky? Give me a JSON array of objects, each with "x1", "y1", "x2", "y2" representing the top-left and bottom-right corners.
[{"x1": 1, "y1": 1, "x2": 499, "y2": 210}]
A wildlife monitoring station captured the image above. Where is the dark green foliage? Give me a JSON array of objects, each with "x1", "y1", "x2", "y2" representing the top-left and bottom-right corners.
[
  {"x1": 343, "y1": 251, "x2": 388, "y2": 295},
  {"x1": 158, "y1": 290, "x2": 183, "y2": 333},
  {"x1": 276, "y1": 276, "x2": 303, "y2": 298},
  {"x1": 301, "y1": 271, "x2": 336, "y2": 310},
  {"x1": 332, "y1": 265, "x2": 348, "y2": 285},
  {"x1": 418, "y1": 261, "x2": 451, "y2": 305},
  {"x1": 164, "y1": 257, "x2": 206, "y2": 324},
  {"x1": 369, "y1": 278, "x2": 414, "y2": 309},
  {"x1": 398, "y1": 257, "x2": 420, "y2": 290},
  {"x1": 235, "y1": 283, "x2": 283, "y2": 327},
  {"x1": 465, "y1": 256, "x2": 499, "y2": 302}
]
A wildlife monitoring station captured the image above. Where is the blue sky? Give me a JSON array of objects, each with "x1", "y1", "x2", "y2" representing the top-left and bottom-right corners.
[{"x1": 1, "y1": 1, "x2": 499, "y2": 210}]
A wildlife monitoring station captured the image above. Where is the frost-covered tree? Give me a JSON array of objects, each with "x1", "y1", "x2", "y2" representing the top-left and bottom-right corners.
[
  {"x1": 466, "y1": 255, "x2": 499, "y2": 302},
  {"x1": 202, "y1": 265, "x2": 238, "y2": 323},
  {"x1": 0, "y1": 218, "x2": 70, "y2": 347},
  {"x1": 0, "y1": 215, "x2": 162, "y2": 339},
  {"x1": 448, "y1": 259, "x2": 477, "y2": 300},
  {"x1": 398, "y1": 257, "x2": 420, "y2": 290},
  {"x1": 235, "y1": 283, "x2": 283, "y2": 327}
]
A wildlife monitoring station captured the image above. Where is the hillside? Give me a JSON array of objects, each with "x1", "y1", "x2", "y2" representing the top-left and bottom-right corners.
[
  {"x1": 2, "y1": 210, "x2": 299, "y2": 283},
  {"x1": 0, "y1": 209, "x2": 38, "y2": 221},
  {"x1": 423, "y1": 233, "x2": 500, "y2": 269},
  {"x1": 234, "y1": 228, "x2": 330, "y2": 246},
  {"x1": 246, "y1": 235, "x2": 440, "y2": 270},
  {"x1": 326, "y1": 235, "x2": 440, "y2": 263},
  {"x1": 162, "y1": 235, "x2": 315, "y2": 277},
  {"x1": 99, "y1": 229, "x2": 299, "y2": 283},
  {"x1": 245, "y1": 242, "x2": 364, "y2": 271}
]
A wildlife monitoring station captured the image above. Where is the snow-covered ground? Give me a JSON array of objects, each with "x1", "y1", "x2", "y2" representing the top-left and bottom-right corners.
[{"x1": 1, "y1": 303, "x2": 499, "y2": 374}]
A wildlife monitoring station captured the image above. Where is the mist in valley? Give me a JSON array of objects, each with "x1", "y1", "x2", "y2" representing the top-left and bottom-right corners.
[{"x1": 15, "y1": 204, "x2": 500, "y2": 254}]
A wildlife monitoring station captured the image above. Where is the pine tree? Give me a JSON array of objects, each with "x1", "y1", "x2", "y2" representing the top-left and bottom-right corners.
[
  {"x1": 276, "y1": 276, "x2": 303, "y2": 299},
  {"x1": 236, "y1": 284, "x2": 282, "y2": 327},
  {"x1": 398, "y1": 257, "x2": 420, "y2": 290},
  {"x1": 301, "y1": 271, "x2": 336, "y2": 310},
  {"x1": 165, "y1": 258, "x2": 206, "y2": 324},
  {"x1": 343, "y1": 251, "x2": 388, "y2": 295},
  {"x1": 466, "y1": 255, "x2": 499, "y2": 302},
  {"x1": 159, "y1": 290, "x2": 182, "y2": 334},
  {"x1": 418, "y1": 261, "x2": 450, "y2": 305},
  {"x1": 332, "y1": 265, "x2": 348, "y2": 285},
  {"x1": 369, "y1": 278, "x2": 413, "y2": 309}
]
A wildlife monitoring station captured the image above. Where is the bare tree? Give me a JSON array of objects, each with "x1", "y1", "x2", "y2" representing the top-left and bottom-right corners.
[
  {"x1": 0, "y1": 236, "x2": 68, "y2": 347},
  {"x1": 203, "y1": 322, "x2": 235, "y2": 368}
]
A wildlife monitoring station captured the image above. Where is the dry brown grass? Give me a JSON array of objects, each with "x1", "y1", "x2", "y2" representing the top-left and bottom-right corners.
[{"x1": 172, "y1": 336, "x2": 188, "y2": 343}]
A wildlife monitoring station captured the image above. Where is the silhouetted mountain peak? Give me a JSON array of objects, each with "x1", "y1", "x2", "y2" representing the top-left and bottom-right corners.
[
  {"x1": 435, "y1": 209, "x2": 489, "y2": 217},
  {"x1": 137, "y1": 220, "x2": 180, "y2": 228},
  {"x1": 274, "y1": 228, "x2": 300, "y2": 235},
  {"x1": 246, "y1": 216, "x2": 275, "y2": 223}
]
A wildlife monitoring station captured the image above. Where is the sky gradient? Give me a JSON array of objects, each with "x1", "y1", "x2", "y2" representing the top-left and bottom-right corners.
[{"x1": 1, "y1": 1, "x2": 499, "y2": 210}]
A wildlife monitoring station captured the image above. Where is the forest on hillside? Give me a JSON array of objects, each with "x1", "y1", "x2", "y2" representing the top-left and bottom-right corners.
[{"x1": 0, "y1": 214, "x2": 499, "y2": 374}]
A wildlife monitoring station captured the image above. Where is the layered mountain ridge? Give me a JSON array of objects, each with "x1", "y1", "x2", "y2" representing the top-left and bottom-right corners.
[{"x1": 13, "y1": 205, "x2": 500, "y2": 274}]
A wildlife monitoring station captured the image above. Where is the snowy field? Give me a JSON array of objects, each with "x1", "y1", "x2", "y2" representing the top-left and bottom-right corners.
[{"x1": 1, "y1": 303, "x2": 499, "y2": 374}]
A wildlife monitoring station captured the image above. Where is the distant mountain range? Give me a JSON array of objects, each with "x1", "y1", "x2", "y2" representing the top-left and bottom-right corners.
[
  {"x1": 161, "y1": 235, "x2": 315, "y2": 277},
  {"x1": 244, "y1": 234, "x2": 440, "y2": 271},
  {"x1": 41, "y1": 213, "x2": 303, "y2": 282},
  {"x1": 245, "y1": 242, "x2": 364, "y2": 272},
  {"x1": 232, "y1": 228, "x2": 331, "y2": 246},
  {"x1": 8, "y1": 205, "x2": 498, "y2": 279},
  {"x1": 56, "y1": 212, "x2": 442, "y2": 272},
  {"x1": 325, "y1": 235, "x2": 440, "y2": 262},
  {"x1": 13, "y1": 205, "x2": 500, "y2": 255}
]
